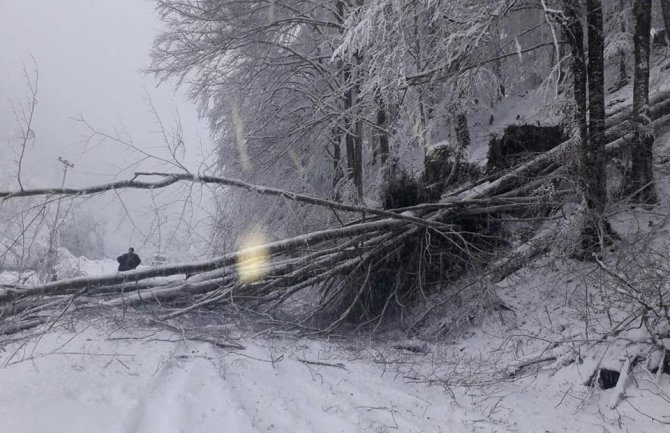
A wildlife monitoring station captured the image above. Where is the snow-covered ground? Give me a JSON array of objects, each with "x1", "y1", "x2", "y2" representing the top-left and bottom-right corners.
[
  {"x1": 0, "y1": 322, "x2": 460, "y2": 433},
  {"x1": 0, "y1": 251, "x2": 118, "y2": 286},
  {"x1": 0, "y1": 287, "x2": 668, "y2": 433}
]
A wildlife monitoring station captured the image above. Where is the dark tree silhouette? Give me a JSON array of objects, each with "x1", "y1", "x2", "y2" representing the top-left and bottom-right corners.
[{"x1": 624, "y1": 0, "x2": 658, "y2": 204}]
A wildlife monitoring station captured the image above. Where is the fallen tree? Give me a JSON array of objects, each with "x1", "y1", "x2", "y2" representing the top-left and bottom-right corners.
[{"x1": 1, "y1": 91, "x2": 670, "y2": 335}]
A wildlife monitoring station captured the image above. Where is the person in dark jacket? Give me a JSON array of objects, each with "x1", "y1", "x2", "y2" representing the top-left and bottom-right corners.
[{"x1": 117, "y1": 247, "x2": 141, "y2": 271}]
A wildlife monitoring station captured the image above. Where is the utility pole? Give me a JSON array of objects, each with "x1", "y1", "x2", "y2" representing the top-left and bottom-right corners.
[{"x1": 44, "y1": 157, "x2": 74, "y2": 281}]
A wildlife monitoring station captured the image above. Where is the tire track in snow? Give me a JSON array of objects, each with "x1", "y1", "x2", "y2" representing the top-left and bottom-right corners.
[
  {"x1": 122, "y1": 341, "x2": 258, "y2": 433},
  {"x1": 0, "y1": 326, "x2": 466, "y2": 433},
  {"x1": 217, "y1": 345, "x2": 356, "y2": 432},
  {"x1": 218, "y1": 342, "x2": 453, "y2": 432}
]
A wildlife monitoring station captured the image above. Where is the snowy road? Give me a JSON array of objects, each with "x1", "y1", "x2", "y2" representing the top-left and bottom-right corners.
[
  {"x1": 0, "y1": 324, "x2": 458, "y2": 433},
  {"x1": 2, "y1": 318, "x2": 668, "y2": 433}
]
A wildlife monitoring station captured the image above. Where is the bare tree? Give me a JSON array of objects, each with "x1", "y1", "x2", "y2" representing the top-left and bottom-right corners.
[
  {"x1": 10, "y1": 59, "x2": 39, "y2": 192},
  {"x1": 150, "y1": 0, "x2": 367, "y2": 248},
  {"x1": 604, "y1": 0, "x2": 633, "y2": 90},
  {"x1": 624, "y1": 0, "x2": 658, "y2": 204},
  {"x1": 0, "y1": 62, "x2": 54, "y2": 282},
  {"x1": 552, "y1": 0, "x2": 612, "y2": 254},
  {"x1": 43, "y1": 157, "x2": 75, "y2": 282},
  {"x1": 585, "y1": 0, "x2": 608, "y2": 218}
]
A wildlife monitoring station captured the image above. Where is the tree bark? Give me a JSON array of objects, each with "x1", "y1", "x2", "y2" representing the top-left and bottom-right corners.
[
  {"x1": 333, "y1": 0, "x2": 346, "y2": 201},
  {"x1": 455, "y1": 113, "x2": 471, "y2": 150},
  {"x1": 563, "y1": 0, "x2": 611, "y2": 254},
  {"x1": 337, "y1": 1, "x2": 363, "y2": 200},
  {"x1": 624, "y1": 0, "x2": 658, "y2": 204},
  {"x1": 343, "y1": 63, "x2": 356, "y2": 183},
  {"x1": 343, "y1": 61, "x2": 363, "y2": 201},
  {"x1": 586, "y1": 0, "x2": 608, "y2": 215},
  {"x1": 442, "y1": 112, "x2": 471, "y2": 188},
  {"x1": 354, "y1": 106, "x2": 364, "y2": 199},
  {"x1": 563, "y1": 3, "x2": 587, "y2": 163},
  {"x1": 331, "y1": 127, "x2": 344, "y2": 201}
]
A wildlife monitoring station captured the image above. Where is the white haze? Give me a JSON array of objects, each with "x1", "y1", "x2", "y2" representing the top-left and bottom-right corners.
[{"x1": 0, "y1": 0, "x2": 216, "y2": 259}]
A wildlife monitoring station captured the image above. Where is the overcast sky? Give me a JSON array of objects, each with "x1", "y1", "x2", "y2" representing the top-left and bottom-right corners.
[{"x1": 0, "y1": 0, "x2": 216, "y2": 257}]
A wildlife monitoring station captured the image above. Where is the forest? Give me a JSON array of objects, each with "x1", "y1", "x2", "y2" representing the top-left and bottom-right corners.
[{"x1": 1, "y1": 0, "x2": 670, "y2": 431}]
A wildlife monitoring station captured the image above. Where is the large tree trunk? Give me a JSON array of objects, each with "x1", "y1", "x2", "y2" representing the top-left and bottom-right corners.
[
  {"x1": 338, "y1": 1, "x2": 363, "y2": 201},
  {"x1": 441, "y1": 112, "x2": 471, "y2": 188},
  {"x1": 331, "y1": 127, "x2": 344, "y2": 201},
  {"x1": 563, "y1": 0, "x2": 610, "y2": 254},
  {"x1": 350, "y1": 53, "x2": 364, "y2": 200},
  {"x1": 455, "y1": 112, "x2": 471, "y2": 150},
  {"x1": 564, "y1": 3, "x2": 587, "y2": 175},
  {"x1": 624, "y1": 0, "x2": 658, "y2": 204},
  {"x1": 563, "y1": 3, "x2": 587, "y2": 157},
  {"x1": 344, "y1": 64, "x2": 356, "y2": 185},
  {"x1": 343, "y1": 87, "x2": 363, "y2": 201},
  {"x1": 585, "y1": 0, "x2": 608, "y2": 215},
  {"x1": 333, "y1": 0, "x2": 346, "y2": 201},
  {"x1": 352, "y1": 1, "x2": 365, "y2": 199},
  {"x1": 353, "y1": 108, "x2": 364, "y2": 199}
]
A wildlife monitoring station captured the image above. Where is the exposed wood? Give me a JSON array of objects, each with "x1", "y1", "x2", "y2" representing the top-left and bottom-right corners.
[{"x1": 608, "y1": 357, "x2": 631, "y2": 409}]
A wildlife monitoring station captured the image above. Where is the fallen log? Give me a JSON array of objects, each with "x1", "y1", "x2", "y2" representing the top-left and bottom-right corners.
[
  {"x1": 1, "y1": 91, "x2": 669, "y2": 333},
  {"x1": 101, "y1": 276, "x2": 234, "y2": 307},
  {"x1": 6, "y1": 217, "x2": 415, "y2": 297},
  {"x1": 450, "y1": 98, "x2": 670, "y2": 201},
  {"x1": 604, "y1": 90, "x2": 670, "y2": 142},
  {"x1": 0, "y1": 174, "x2": 452, "y2": 232},
  {"x1": 488, "y1": 226, "x2": 556, "y2": 283},
  {"x1": 0, "y1": 318, "x2": 46, "y2": 336}
]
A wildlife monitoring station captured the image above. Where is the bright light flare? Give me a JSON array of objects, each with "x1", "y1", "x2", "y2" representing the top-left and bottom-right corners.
[{"x1": 235, "y1": 230, "x2": 269, "y2": 284}]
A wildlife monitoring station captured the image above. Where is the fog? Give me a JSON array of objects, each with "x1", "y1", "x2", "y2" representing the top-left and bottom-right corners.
[{"x1": 0, "y1": 0, "x2": 215, "y2": 259}]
